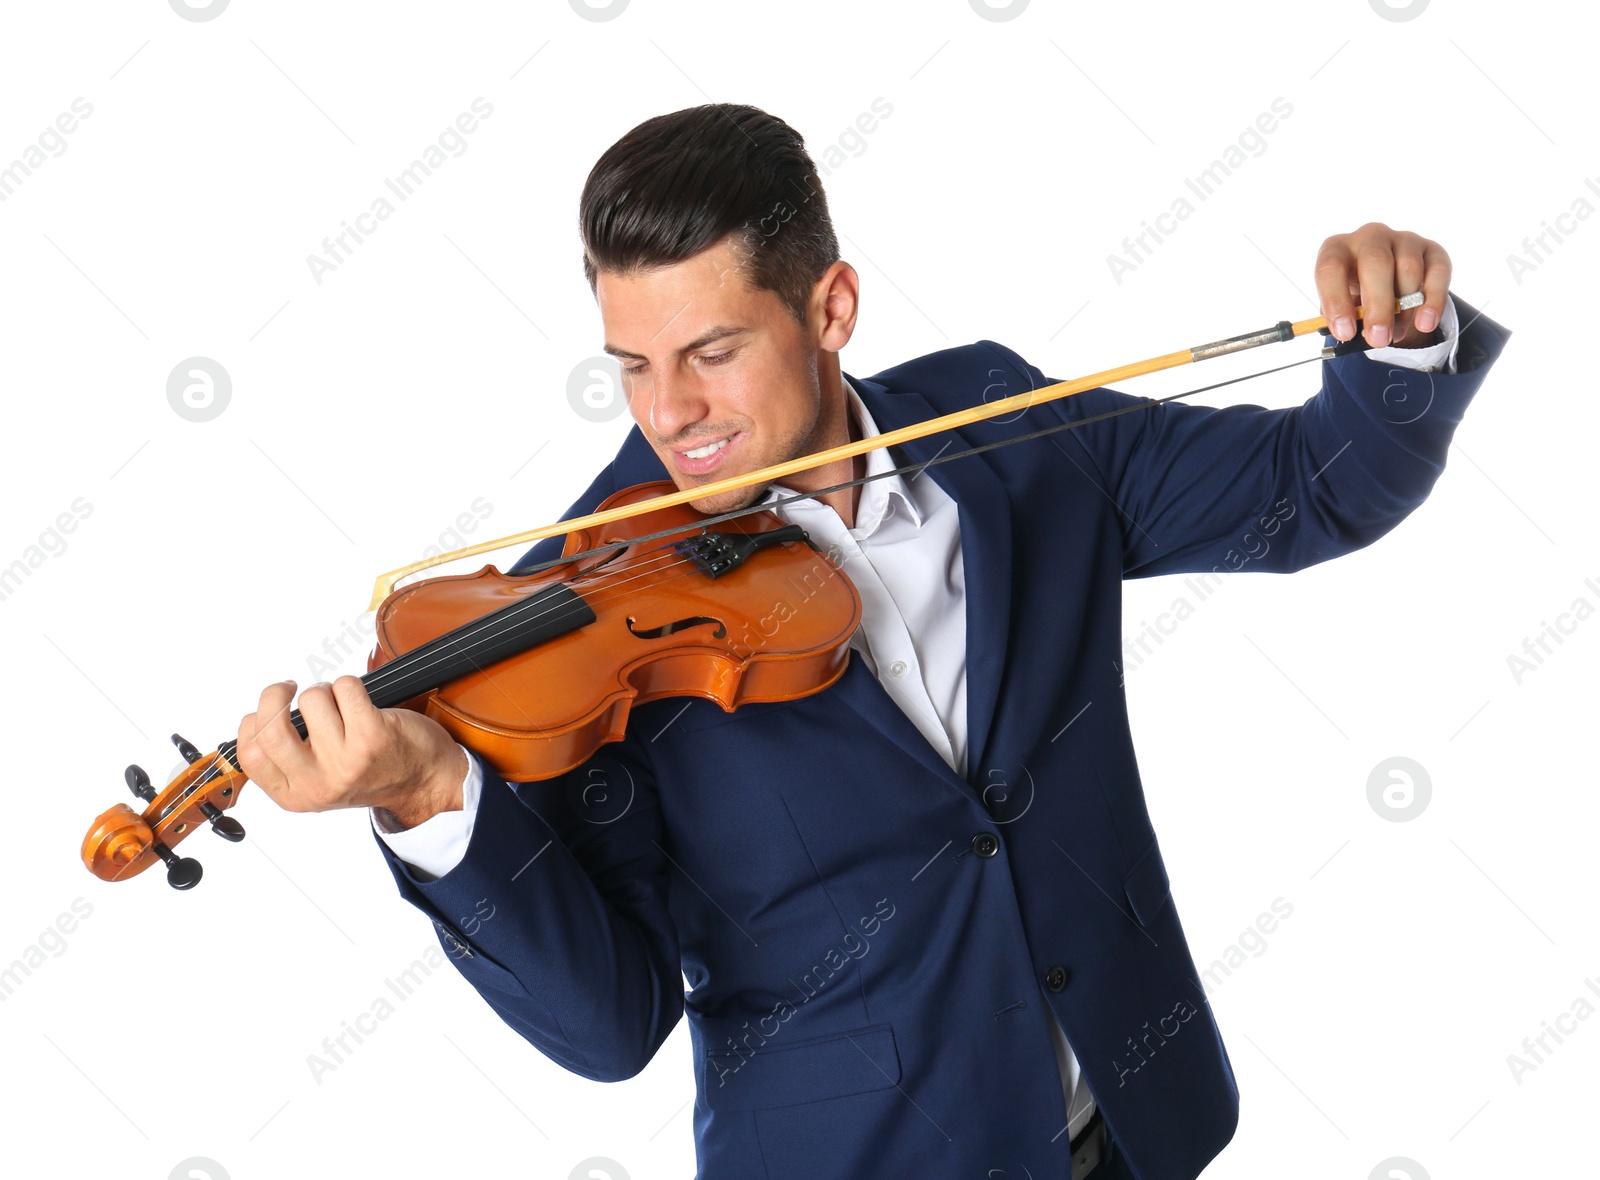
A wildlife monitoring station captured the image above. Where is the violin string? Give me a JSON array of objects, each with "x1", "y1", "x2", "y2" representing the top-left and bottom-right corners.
[
  {"x1": 152, "y1": 350, "x2": 1325, "y2": 825},
  {"x1": 355, "y1": 504, "x2": 822, "y2": 705},
  {"x1": 353, "y1": 533, "x2": 783, "y2": 714},
  {"x1": 356, "y1": 543, "x2": 700, "y2": 697},
  {"x1": 157, "y1": 541, "x2": 723, "y2": 819}
]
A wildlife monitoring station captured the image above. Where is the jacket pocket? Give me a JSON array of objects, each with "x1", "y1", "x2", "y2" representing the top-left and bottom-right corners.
[
  {"x1": 1123, "y1": 838, "x2": 1172, "y2": 927},
  {"x1": 704, "y1": 1022, "x2": 900, "y2": 1113}
]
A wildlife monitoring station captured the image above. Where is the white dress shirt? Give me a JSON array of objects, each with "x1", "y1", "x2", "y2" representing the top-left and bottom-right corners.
[{"x1": 374, "y1": 305, "x2": 1460, "y2": 1142}]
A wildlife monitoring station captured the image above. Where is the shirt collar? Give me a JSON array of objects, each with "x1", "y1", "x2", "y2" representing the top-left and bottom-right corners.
[{"x1": 759, "y1": 375, "x2": 925, "y2": 535}]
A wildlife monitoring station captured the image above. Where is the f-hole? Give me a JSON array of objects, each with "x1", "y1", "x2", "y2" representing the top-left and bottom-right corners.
[
  {"x1": 588, "y1": 539, "x2": 632, "y2": 572},
  {"x1": 626, "y1": 615, "x2": 728, "y2": 640}
]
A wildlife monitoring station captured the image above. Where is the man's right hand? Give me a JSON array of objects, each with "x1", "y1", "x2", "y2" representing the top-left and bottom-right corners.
[{"x1": 236, "y1": 676, "x2": 467, "y2": 830}]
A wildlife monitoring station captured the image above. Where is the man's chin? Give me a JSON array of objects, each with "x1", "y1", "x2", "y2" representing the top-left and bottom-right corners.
[{"x1": 681, "y1": 481, "x2": 772, "y2": 518}]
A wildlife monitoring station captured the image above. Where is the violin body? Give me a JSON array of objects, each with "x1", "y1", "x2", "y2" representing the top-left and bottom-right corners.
[
  {"x1": 81, "y1": 482, "x2": 860, "y2": 887},
  {"x1": 371, "y1": 481, "x2": 862, "y2": 783}
]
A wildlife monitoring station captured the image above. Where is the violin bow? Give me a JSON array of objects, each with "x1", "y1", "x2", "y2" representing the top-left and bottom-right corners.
[{"x1": 367, "y1": 293, "x2": 1425, "y2": 609}]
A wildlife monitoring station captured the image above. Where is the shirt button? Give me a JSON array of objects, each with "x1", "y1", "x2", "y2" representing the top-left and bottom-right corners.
[
  {"x1": 1045, "y1": 965, "x2": 1068, "y2": 992},
  {"x1": 888, "y1": 660, "x2": 908, "y2": 678},
  {"x1": 970, "y1": 831, "x2": 999, "y2": 858}
]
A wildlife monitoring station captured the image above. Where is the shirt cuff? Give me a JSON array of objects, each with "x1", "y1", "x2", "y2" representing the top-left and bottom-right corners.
[
  {"x1": 369, "y1": 744, "x2": 483, "y2": 883},
  {"x1": 1362, "y1": 293, "x2": 1460, "y2": 374}
]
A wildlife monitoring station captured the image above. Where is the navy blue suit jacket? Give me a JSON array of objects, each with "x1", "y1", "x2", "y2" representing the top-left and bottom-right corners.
[{"x1": 378, "y1": 299, "x2": 1509, "y2": 1179}]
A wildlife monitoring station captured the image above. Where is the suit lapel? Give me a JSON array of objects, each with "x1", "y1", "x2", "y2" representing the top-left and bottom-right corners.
[
  {"x1": 825, "y1": 657, "x2": 971, "y2": 788},
  {"x1": 850, "y1": 374, "x2": 1015, "y2": 785}
]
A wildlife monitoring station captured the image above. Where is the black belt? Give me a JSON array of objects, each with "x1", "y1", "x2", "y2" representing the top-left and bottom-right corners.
[{"x1": 1069, "y1": 1107, "x2": 1107, "y2": 1179}]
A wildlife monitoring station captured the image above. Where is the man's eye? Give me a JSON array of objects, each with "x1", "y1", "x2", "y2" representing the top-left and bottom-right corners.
[{"x1": 623, "y1": 350, "x2": 733, "y2": 373}]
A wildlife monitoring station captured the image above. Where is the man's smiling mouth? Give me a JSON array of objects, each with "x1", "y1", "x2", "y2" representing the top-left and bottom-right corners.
[
  {"x1": 669, "y1": 431, "x2": 745, "y2": 475},
  {"x1": 681, "y1": 437, "x2": 730, "y2": 460}
]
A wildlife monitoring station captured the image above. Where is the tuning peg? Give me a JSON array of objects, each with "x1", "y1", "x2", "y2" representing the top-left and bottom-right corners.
[
  {"x1": 200, "y1": 801, "x2": 245, "y2": 842},
  {"x1": 152, "y1": 841, "x2": 202, "y2": 890},
  {"x1": 171, "y1": 733, "x2": 202, "y2": 764},
  {"x1": 125, "y1": 764, "x2": 156, "y2": 803}
]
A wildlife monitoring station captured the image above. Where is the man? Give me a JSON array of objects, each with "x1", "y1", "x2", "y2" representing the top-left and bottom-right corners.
[{"x1": 237, "y1": 104, "x2": 1510, "y2": 1178}]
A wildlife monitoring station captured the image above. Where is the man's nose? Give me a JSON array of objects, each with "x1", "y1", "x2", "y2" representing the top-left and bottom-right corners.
[{"x1": 639, "y1": 365, "x2": 707, "y2": 440}]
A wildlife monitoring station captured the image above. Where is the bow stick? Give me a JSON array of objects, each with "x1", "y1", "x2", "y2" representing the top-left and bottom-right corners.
[{"x1": 367, "y1": 293, "x2": 1424, "y2": 609}]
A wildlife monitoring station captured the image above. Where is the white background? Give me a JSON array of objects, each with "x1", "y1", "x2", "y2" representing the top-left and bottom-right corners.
[{"x1": 1, "y1": 1, "x2": 1593, "y2": 1178}]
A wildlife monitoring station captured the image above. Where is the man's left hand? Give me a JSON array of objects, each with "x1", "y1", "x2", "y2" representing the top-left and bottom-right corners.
[{"x1": 1314, "y1": 222, "x2": 1451, "y2": 350}]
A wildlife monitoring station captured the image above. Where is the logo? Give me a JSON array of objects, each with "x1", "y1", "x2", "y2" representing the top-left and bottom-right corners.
[
  {"x1": 169, "y1": 0, "x2": 230, "y2": 21},
  {"x1": 1367, "y1": 756, "x2": 1431, "y2": 823},
  {"x1": 568, "y1": 0, "x2": 630, "y2": 21},
  {"x1": 166, "y1": 357, "x2": 232, "y2": 422},
  {"x1": 567, "y1": 355, "x2": 627, "y2": 422},
  {"x1": 169, "y1": 1159, "x2": 229, "y2": 1180},
  {"x1": 1368, "y1": 0, "x2": 1429, "y2": 21},
  {"x1": 1369, "y1": 1158, "x2": 1430, "y2": 1180},
  {"x1": 969, "y1": 0, "x2": 1029, "y2": 20}
]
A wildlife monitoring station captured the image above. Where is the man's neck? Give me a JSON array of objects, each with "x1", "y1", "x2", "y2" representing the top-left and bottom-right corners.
[{"x1": 795, "y1": 354, "x2": 865, "y2": 528}]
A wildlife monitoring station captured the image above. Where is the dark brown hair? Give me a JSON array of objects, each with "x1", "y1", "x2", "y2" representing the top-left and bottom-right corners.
[{"x1": 579, "y1": 104, "x2": 839, "y2": 325}]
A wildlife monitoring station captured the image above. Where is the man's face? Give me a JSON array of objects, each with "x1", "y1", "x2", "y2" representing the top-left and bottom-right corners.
[{"x1": 597, "y1": 234, "x2": 830, "y2": 515}]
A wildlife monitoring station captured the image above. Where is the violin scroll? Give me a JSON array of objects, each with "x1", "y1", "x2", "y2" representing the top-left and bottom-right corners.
[{"x1": 81, "y1": 738, "x2": 250, "y2": 889}]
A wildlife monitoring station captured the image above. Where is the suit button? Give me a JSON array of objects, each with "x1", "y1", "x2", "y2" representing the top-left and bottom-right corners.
[
  {"x1": 1045, "y1": 965, "x2": 1068, "y2": 992},
  {"x1": 971, "y1": 831, "x2": 999, "y2": 858}
]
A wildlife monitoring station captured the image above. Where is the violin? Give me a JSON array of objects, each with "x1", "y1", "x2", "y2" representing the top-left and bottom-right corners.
[
  {"x1": 79, "y1": 295, "x2": 1413, "y2": 890},
  {"x1": 80, "y1": 482, "x2": 861, "y2": 890}
]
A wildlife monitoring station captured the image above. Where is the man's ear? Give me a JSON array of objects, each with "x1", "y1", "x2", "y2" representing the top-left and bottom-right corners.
[{"x1": 812, "y1": 261, "x2": 860, "y2": 353}]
